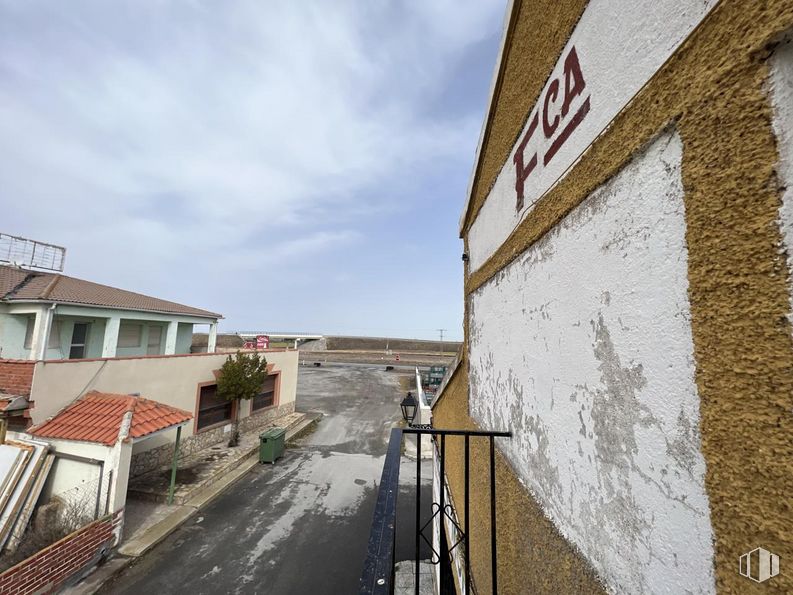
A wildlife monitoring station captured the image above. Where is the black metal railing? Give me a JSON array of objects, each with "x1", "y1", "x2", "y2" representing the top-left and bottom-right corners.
[{"x1": 359, "y1": 426, "x2": 511, "y2": 595}]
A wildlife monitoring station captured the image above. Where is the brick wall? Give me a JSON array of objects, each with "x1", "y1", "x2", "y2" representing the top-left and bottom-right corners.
[
  {"x1": 0, "y1": 359, "x2": 34, "y2": 396},
  {"x1": 0, "y1": 510, "x2": 123, "y2": 595}
]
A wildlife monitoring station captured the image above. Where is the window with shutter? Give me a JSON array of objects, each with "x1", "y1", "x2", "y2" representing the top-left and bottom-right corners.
[
  {"x1": 196, "y1": 384, "x2": 233, "y2": 430},
  {"x1": 251, "y1": 374, "x2": 277, "y2": 412},
  {"x1": 117, "y1": 324, "x2": 142, "y2": 348}
]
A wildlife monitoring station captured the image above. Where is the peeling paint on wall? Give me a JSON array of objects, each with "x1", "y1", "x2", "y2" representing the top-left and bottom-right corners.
[
  {"x1": 771, "y1": 37, "x2": 793, "y2": 331},
  {"x1": 469, "y1": 131, "x2": 715, "y2": 594}
]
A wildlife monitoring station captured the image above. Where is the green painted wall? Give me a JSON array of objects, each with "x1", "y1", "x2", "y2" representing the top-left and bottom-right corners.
[
  {"x1": 0, "y1": 310, "x2": 199, "y2": 360},
  {"x1": 176, "y1": 323, "x2": 194, "y2": 354},
  {"x1": 45, "y1": 315, "x2": 106, "y2": 359},
  {"x1": 115, "y1": 322, "x2": 150, "y2": 358},
  {"x1": 0, "y1": 312, "x2": 30, "y2": 360}
]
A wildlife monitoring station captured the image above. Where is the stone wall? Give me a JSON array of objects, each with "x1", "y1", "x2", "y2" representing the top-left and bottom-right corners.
[{"x1": 129, "y1": 401, "x2": 295, "y2": 478}]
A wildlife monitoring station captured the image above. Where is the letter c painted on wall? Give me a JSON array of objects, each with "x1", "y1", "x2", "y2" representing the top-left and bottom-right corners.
[{"x1": 543, "y1": 79, "x2": 560, "y2": 138}]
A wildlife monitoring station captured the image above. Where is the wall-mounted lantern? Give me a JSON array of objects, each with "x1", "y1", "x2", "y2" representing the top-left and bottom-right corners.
[{"x1": 400, "y1": 392, "x2": 418, "y2": 426}]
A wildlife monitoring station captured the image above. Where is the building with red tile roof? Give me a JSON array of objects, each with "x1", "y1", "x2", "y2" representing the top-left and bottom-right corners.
[
  {"x1": 0, "y1": 263, "x2": 221, "y2": 361},
  {"x1": 0, "y1": 265, "x2": 220, "y2": 319},
  {"x1": 29, "y1": 390, "x2": 192, "y2": 446}
]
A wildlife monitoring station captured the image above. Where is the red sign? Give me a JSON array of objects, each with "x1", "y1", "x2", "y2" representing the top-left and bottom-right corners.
[
  {"x1": 256, "y1": 335, "x2": 270, "y2": 349},
  {"x1": 513, "y1": 46, "x2": 590, "y2": 210}
]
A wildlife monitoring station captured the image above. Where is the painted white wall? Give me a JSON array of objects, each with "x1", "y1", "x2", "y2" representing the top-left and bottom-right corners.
[
  {"x1": 466, "y1": 0, "x2": 718, "y2": 271},
  {"x1": 771, "y1": 38, "x2": 793, "y2": 331},
  {"x1": 26, "y1": 420, "x2": 132, "y2": 517},
  {"x1": 468, "y1": 132, "x2": 715, "y2": 594},
  {"x1": 413, "y1": 367, "x2": 432, "y2": 457},
  {"x1": 36, "y1": 437, "x2": 114, "y2": 516},
  {"x1": 110, "y1": 440, "x2": 133, "y2": 513}
]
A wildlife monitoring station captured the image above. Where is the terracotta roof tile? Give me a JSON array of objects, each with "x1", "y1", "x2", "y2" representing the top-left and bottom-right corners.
[
  {"x1": 0, "y1": 266, "x2": 32, "y2": 297},
  {"x1": 29, "y1": 391, "x2": 192, "y2": 446},
  {"x1": 0, "y1": 264, "x2": 220, "y2": 319}
]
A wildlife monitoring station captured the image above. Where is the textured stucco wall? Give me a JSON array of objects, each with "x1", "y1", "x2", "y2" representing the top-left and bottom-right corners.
[
  {"x1": 467, "y1": 0, "x2": 717, "y2": 271},
  {"x1": 433, "y1": 368, "x2": 605, "y2": 595},
  {"x1": 771, "y1": 38, "x2": 793, "y2": 330},
  {"x1": 469, "y1": 131, "x2": 714, "y2": 594},
  {"x1": 449, "y1": 1, "x2": 793, "y2": 593}
]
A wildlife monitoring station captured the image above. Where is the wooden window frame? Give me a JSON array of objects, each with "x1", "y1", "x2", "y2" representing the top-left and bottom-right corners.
[{"x1": 194, "y1": 381, "x2": 237, "y2": 434}]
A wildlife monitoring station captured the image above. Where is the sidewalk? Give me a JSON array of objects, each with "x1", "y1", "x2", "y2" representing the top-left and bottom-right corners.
[
  {"x1": 127, "y1": 411, "x2": 305, "y2": 504},
  {"x1": 63, "y1": 411, "x2": 322, "y2": 595}
]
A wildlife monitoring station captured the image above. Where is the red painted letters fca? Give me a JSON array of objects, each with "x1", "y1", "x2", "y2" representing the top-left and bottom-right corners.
[{"x1": 514, "y1": 46, "x2": 590, "y2": 211}]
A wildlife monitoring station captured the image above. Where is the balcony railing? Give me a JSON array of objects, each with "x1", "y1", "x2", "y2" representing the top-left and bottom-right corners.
[{"x1": 359, "y1": 427, "x2": 511, "y2": 595}]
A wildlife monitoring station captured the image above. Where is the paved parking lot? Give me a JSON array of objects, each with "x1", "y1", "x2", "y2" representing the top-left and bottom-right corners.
[{"x1": 102, "y1": 364, "x2": 431, "y2": 595}]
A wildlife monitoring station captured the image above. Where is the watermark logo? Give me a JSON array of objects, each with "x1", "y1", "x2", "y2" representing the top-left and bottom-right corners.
[{"x1": 739, "y1": 547, "x2": 780, "y2": 583}]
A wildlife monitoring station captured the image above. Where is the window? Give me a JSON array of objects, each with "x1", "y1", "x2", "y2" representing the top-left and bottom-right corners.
[
  {"x1": 69, "y1": 323, "x2": 89, "y2": 359},
  {"x1": 147, "y1": 326, "x2": 163, "y2": 355},
  {"x1": 117, "y1": 323, "x2": 142, "y2": 348},
  {"x1": 24, "y1": 317, "x2": 61, "y2": 350},
  {"x1": 251, "y1": 375, "x2": 277, "y2": 412},
  {"x1": 196, "y1": 384, "x2": 233, "y2": 430},
  {"x1": 48, "y1": 320, "x2": 61, "y2": 349}
]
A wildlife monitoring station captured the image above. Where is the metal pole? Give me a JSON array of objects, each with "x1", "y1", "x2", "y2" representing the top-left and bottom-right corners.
[
  {"x1": 105, "y1": 470, "x2": 113, "y2": 515},
  {"x1": 490, "y1": 436, "x2": 498, "y2": 594},
  {"x1": 415, "y1": 435, "x2": 421, "y2": 595},
  {"x1": 167, "y1": 425, "x2": 182, "y2": 505},
  {"x1": 94, "y1": 461, "x2": 104, "y2": 520},
  {"x1": 465, "y1": 435, "x2": 470, "y2": 594},
  {"x1": 439, "y1": 434, "x2": 446, "y2": 591}
]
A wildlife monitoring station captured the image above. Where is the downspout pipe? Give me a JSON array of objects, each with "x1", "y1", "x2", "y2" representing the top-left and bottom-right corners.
[{"x1": 37, "y1": 303, "x2": 57, "y2": 360}]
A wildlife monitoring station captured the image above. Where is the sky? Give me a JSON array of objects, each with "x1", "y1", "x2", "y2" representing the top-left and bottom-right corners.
[{"x1": 0, "y1": 1, "x2": 506, "y2": 341}]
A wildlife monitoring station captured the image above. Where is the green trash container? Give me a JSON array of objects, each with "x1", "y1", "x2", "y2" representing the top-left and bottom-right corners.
[{"x1": 259, "y1": 427, "x2": 286, "y2": 464}]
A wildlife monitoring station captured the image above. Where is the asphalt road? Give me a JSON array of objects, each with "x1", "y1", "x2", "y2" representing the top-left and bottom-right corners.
[{"x1": 102, "y1": 365, "x2": 432, "y2": 595}]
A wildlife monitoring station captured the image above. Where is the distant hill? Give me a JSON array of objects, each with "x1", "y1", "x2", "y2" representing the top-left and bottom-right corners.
[
  {"x1": 321, "y1": 335, "x2": 460, "y2": 353},
  {"x1": 193, "y1": 332, "x2": 461, "y2": 354},
  {"x1": 191, "y1": 333, "x2": 244, "y2": 352}
]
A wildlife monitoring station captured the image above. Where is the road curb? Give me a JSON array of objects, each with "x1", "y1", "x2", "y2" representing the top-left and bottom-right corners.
[{"x1": 65, "y1": 411, "x2": 321, "y2": 594}]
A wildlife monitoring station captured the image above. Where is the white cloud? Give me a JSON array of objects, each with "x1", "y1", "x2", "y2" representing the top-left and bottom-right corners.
[{"x1": 0, "y1": 0, "x2": 503, "y2": 330}]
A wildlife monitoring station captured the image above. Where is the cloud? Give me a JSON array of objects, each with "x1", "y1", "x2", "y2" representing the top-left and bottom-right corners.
[
  {"x1": 0, "y1": 0, "x2": 504, "y2": 333},
  {"x1": 227, "y1": 230, "x2": 361, "y2": 271}
]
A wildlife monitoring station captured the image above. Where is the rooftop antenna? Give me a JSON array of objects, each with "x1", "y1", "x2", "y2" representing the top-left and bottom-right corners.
[{"x1": 0, "y1": 233, "x2": 65, "y2": 272}]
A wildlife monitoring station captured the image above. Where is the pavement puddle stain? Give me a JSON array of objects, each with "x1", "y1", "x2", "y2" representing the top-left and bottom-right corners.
[
  {"x1": 200, "y1": 565, "x2": 222, "y2": 580},
  {"x1": 315, "y1": 452, "x2": 384, "y2": 516},
  {"x1": 104, "y1": 366, "x2": 416, "y2": 595},
  {"x1": 237, "y1": 450, "x2": 385, "y2": 591}
]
